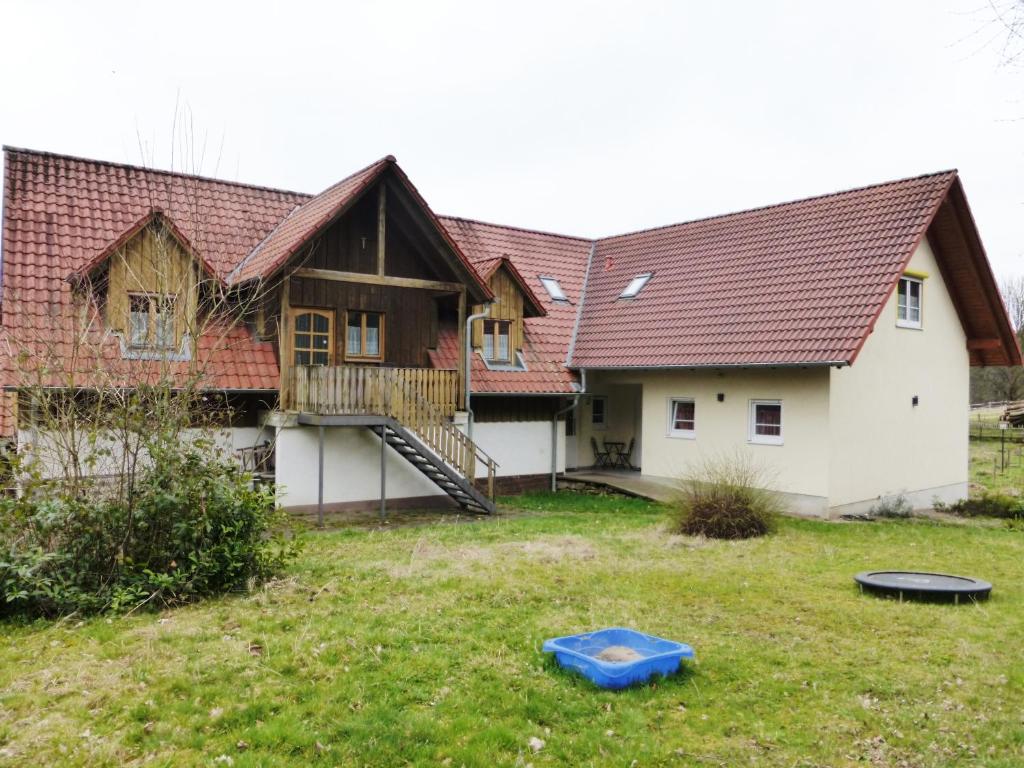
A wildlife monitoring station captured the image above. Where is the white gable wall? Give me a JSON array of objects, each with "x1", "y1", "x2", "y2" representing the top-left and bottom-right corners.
[{"x1": 827, "y1": 238, "x2": 969, "y2": 513}]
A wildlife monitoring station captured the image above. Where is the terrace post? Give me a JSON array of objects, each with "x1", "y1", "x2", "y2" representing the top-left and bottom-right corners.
[
  {"x1": 317, "y1": 424, "x2": 325, "y2": 528},
  {"x1": 380, "y1": 425, "x2": 387, "y2": 520}
]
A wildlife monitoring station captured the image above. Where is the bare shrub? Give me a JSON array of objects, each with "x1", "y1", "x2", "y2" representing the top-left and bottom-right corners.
[{"x1": 672, "y1": 452, "x2": 781, "y2": 539}]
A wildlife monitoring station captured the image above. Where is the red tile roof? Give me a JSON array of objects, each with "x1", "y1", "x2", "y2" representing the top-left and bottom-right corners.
[
  {"x1": 439, "y1": 217, "x2": 592, "y2": 386},
  {"x1": 428, "y1": 322, "x2": 578, "y2": 394},
  {"x1": 571, "y1": 171, "x2": 981, "y2": 368},
  {"x1": 228, "y1": 157, "x2": 389, "y2": 285},
  {"x1": 1, "y1": 147, "x2": 304, "y2": 395},
  {"x1": 2, "y1": 146, "x2": 1017, "y2": 437}
]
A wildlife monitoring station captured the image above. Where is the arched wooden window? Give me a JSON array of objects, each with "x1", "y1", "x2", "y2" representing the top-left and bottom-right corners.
[{"x1": 293, "y1": 309, "x2": 333, "y2": 366}]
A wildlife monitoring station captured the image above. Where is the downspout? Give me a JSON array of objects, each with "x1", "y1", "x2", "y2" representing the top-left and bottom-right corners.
[
  {"x1": 464, "y1": 304, "x2": 491, "y2": 443},
  {"x1": 552, "y1": 368, "x2": 586, "y2": 492}
]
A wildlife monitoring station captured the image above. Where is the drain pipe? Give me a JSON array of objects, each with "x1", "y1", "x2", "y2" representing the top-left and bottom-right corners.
[
  {"x1": 551, "y1": 369, "x2": 586, "y2": 492},
  {"x1": 464, "y1": 304, "x2": 491, "y2": 443}
]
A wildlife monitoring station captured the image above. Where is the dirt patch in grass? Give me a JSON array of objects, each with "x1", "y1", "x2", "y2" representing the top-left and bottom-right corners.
[{"x1": 386, "y1": 534, "x2": 599, "y2": 577}]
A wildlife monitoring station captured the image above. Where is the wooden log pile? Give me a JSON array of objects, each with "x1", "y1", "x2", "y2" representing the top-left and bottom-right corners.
[{"x1": 1002, "y1": 401, "x2": 1024, "y2": 427}]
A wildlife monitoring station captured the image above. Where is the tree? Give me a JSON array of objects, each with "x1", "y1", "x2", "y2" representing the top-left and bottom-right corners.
[{"x1": 969, "y1": 274, "x2": 1024, "y2": 403}]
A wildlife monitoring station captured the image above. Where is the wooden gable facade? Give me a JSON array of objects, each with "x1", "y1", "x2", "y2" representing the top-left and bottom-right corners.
[
  {"x1": 258, "y1": 168, "x2": 490, "y2": 411},
  {"x1": 470, "y1": 260, "x2": 545, "y2": 364},
  {"x1": 91, "y1": 217, "x2": 203, "y2": 355}
]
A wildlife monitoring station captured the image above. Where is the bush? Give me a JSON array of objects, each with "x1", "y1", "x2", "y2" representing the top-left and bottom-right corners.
[
  {"x1": 672, "y1": 453, "x2": 780, "y2": 539},
  {"x1": 0, "y1": 439, "x2": 299, "y2": 618},
  {"x1": 869, "y1": 495, "x2": 912, "y2": 518},
  {"x1": 934, "y1": 493, "x2": 1024, "y2": 519}
]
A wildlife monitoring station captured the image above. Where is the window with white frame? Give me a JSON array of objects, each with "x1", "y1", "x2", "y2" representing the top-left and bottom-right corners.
[
  {"x1": 667, "y1": 398, "x2": 695, "y2": 438},
  {"x1": 128, "y1": 292, "x2": 176, "y2": 349},
  {"x1": 619, "y1": 273, "x2": 653, "y2": 299},
  {"x1": 591, "y1": 396, "x2": 607, "y2": 429},
  {"x1": 481, "y1": 320, "x2": 511, "y2": 362},
  {"x1": 749, "y1": 400, "x2": 783, "y2": 445},
  {"x1": 539, "y1": 276, "x2": 568, "y2": 303},
  {"x1": 896, "y1": 275, "x2": 922, "y2": 328}
]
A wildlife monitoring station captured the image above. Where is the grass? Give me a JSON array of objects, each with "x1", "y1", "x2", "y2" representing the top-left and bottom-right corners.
[
  {"x1": 970, "y1": 437, "x2": 1024, "y2": 497},
  {"x1": 1, "y1": 492, "x2": 1023, "y2": 766}
]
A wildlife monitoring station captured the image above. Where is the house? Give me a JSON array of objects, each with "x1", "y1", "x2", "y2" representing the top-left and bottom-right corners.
[{"x1": 1, "y1": 147, "x2": 1017, "y2": 517}]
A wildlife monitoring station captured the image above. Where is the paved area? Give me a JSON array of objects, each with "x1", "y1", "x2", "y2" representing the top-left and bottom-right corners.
[{"x1": 563, "y1": 470, "x2": 678, "y2": 503}]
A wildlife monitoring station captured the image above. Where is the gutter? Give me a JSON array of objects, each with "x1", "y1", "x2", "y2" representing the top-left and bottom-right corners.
[
  {"x1": 551, "y1": 369, "x2": 586, "y2": 492},
  {"x1": 568, "y1": 361, "x2": 850, "y2": 371},
  {"x1": 464, "y1": 303, "x2": 492, "y2": 443}
]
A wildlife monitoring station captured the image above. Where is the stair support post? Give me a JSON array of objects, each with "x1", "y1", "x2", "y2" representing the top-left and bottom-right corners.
[
  {"x1": 380, "y1": 425, "x2": 387, "y2": 520},
  {"x1": 317, "y1": 425, "x2": 325, "y2": 529}
]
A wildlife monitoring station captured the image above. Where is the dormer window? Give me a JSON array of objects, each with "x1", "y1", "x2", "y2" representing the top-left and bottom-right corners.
[
  {"x1": 619, "y1": 273, "x2": 652, "y2": 299},
  {"x1": 539, "y1": 276, "x2": 568, "y2": 303},
  {"x1": 482, "y1": 320, "x2": 511, "y2": 362},
  {"x1": 128, "y1": 293, "x2": 176, "y2": 349}
]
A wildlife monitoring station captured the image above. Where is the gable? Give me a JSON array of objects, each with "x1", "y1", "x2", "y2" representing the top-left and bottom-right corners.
[
  {"x1": 569, "y1": 171, "x2": 1020, "y2": 370},
  {"x1": 102, "y1": 220, "x2": 199, "y2": 349},
  {"x1": 228, "y1": 160, "x2": 492, "y2": 303},
  {"x1": 298, "y1": 177, "x2": 471, "y2": 285}
]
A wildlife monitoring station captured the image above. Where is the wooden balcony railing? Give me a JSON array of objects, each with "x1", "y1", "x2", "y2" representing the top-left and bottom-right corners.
[
  {"x1": 287, "y1": 365, "x2": 497, "y2": 497},
  {"x1": 287, "y1": 365, "x2": 459, "y2": 417}
]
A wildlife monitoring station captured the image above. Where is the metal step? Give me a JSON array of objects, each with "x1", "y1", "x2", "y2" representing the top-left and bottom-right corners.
[{"x1": 367, "y1": 423, "x2": 495, "y2": 514}]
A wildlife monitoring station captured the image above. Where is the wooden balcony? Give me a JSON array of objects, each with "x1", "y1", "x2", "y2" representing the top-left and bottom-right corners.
[
  {"x1": 286, "y1": 365, "x2": 460, "y2": 416},
  {"x1": 285, "y1": 365, "x2": 495, "y2": 495}
]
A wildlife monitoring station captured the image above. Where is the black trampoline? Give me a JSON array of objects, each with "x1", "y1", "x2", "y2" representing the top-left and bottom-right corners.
[{"x1": 854, "y1": 571, "x2": 992, "y2": 604}]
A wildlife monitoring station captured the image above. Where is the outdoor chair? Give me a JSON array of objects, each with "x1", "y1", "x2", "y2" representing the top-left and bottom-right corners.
[
  {"x1": 590, "y1": 436, "x2": 612, "y2": 468},
  {"x1": 237, "y1": 441, "x2": 275, "y2": 489},
  {"x1": 615, "y1": 437, "x2": 636, "y2": 470}
]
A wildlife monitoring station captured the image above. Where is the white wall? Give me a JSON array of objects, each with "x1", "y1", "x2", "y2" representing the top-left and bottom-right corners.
[
  {"x1": 17, "y1": 425, "x2": 269, "y2": 480},
  {"x1": 828, "y1": 238, "x2": 969, "y2": 511},
  {"x1": 274, "y1": 425, "x2": 447, "y2": 509},
  {"x1": 471, "y1": 420, "x2": 564, "y2": 478},
  {"x1": 274, "y1": 419, "x2": 565, "y2": 508},
  {"x1": 626, "y1": 368, "x2": 832, "y2": 502}
]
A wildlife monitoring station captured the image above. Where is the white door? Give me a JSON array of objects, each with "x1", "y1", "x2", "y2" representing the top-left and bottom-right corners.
[{"x1": 565, "y1": 406, "x2": 579, "y2": 469}]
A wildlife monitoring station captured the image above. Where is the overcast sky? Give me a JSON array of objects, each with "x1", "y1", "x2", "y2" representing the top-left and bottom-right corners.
[{"x1": 2, "y1": 1, "x2": 1022, "y2": 277}]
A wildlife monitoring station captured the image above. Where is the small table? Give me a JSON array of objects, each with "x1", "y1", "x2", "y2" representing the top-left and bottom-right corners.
[{"x1": 602, "y1": 441, "x2": 633, "y2": 470}]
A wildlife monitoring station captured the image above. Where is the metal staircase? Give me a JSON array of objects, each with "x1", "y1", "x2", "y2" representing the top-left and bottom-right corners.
[
  {"x1": 289, "y1": 364, "x2": 500, "y2": 515},
  {"x1": 368, "y1": 420, "x2": 495, "y2": 514}
]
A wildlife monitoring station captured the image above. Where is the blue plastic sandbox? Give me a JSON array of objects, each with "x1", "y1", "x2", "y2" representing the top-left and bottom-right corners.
[{"x1": 542, "y1": 627, "x2": 694, "y2": 690}]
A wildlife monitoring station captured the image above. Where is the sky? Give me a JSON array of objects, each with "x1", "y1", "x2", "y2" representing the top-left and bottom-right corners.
[{"x1": 2, "y1": 0, "x2": 1023, "y2": 278}]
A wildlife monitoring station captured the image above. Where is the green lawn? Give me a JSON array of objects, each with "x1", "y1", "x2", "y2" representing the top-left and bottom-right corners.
[
  {"x1": 971, "y1": 436, "x2": 1024, "y2": 497},
  {"x1": 2, "y1": 493, "x2": 1023, "y2": 767}
]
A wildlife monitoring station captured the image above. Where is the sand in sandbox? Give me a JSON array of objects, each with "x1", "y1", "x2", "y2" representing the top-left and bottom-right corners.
[{"x1": 594, "y1": 645, "x2": 643, "y2": 662}]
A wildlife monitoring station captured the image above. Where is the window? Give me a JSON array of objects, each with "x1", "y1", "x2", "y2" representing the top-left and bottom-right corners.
[
  {"x1": 619, "y1": 273, "x2": 653, "y2": 299},
  {"x1": 668, "y1": 398, "x2": 695, "y2": 438},
  {"x1": 749, "y1": 400, "x2": 783, "y2": 445},
  {"x1": 155, "y1": 296, "x2": 175, "y2": 349},
  {"x1": 539, "y1": 276, "x2": 568, "y2": 303},
  {"x1": 482, "y1": 320, "x2": 511, "y2": 362},
  {"x1": 345, "y1": 311, "x2": 384, "y2": 361},
  {"x1": 127, "y1": 293, "x2": 176, "y2": 349},
  {"x1": 897, "y1": 275, "x2": 923, "y2": 328},
  {"x1": 293, "y1": 309, "x2": 334, "y2": 366},
  {"x1": 591, "y1": 396, "x2": 607, "y2": 429}
]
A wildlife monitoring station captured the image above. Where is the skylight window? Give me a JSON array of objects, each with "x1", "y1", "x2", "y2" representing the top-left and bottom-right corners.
[
  {"x1": 539, "y1": 276, "x2": 568, "y2": 303},
  {"x1": 619, "y1": 273, "x2": 652, "y2": 299}
]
